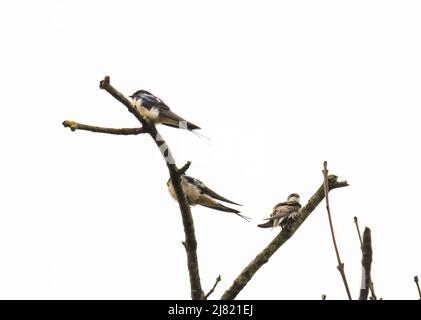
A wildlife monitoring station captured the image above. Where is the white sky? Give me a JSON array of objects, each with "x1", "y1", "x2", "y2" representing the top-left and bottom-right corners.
[{"x1": 0, "y1": 0, "x2": 420, "y2": 300}]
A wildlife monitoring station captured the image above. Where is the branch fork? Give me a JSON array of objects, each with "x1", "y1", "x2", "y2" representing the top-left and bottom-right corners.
[{"x1": 65, "y1": 76, "x2": 204, "y2": 300}]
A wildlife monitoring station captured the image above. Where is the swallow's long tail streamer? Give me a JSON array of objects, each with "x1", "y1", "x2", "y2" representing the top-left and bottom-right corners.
[
  {"x1": 199, "y1": 198, "x2": 251, "y2": 222},
  {"x1": 191, "y1": 130, "x2": 211, "y2": 141}
]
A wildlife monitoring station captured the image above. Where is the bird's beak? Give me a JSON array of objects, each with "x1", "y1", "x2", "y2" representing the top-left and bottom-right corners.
[{"x1": 129, "y1": 95, "x2": 133, "y2": 99}]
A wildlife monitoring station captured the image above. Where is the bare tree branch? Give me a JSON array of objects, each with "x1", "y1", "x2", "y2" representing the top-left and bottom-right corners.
[
  {"x1": 353, "y1": 217, "x2": 363, "y2": 247},
  {"x1": 204, "y1": 275, "x2": 222, "y2": 300},
  {"x1": 354, "y1": 217, "x2": 377, "y2": 300},
  {"x1": 323, "y1": 161, "x2": 352, "y2": 300},
  {"x1": 64, "y1": 76, "x2": 204, "y2": 300},
  {"x1": 220, "y1": 175, "x2": 349, "y2": 300},
  {"x1": 62, "y1": 120, "x2": 146, "y2": 135},
  {"x1": 99, "y1": 76, "x2": 151, "y2": 127},
  {"x1": 179, "y1": 161, "x2": 192, "y2": 175},
  {"x1": 415, "y1": 276, "x2": 421, "y2": 300},
  {"x1": 359, "y1": 227, "x2": 373, "y2": 300}
]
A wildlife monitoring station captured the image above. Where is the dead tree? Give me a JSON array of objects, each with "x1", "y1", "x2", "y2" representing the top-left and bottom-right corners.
[{"x1": 63, "y1": 76, "x2": 349, "y2": 300}]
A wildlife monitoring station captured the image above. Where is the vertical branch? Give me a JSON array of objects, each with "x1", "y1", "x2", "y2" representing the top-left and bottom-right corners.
[
  {"x1": 359, "y1": 227, "x2": 372, "y2": 300},
  {"x1": 97, "y1": 76, "x2": 204, "y2": 299},
  {"x1": 414, "y1": 276, "x2": 421, "y2": 300},
  {"x1": 353, "y1": 217, "x2": 363, "y2": 247},
  {"x1": 354, "y1": 217, "x2": 377, "y2": 300},
  {"x1": 323, "y1": 161, "x2": 352, "y2": 300}
]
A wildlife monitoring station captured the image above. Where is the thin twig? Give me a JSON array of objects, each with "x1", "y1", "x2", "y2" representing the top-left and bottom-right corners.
[
  {"x1": 220, "y1": 175, "x2": 349, "y2": 300},
  {"x1": 322, "y1": 161, "x2": 352, "y2": 300},
  {"x1": 65, "y1": 76, "x2": 204, "y2": 300},
  {"x1": 62, "y1": 120, "x2": 146, "y2": 135},
  {"x1": 359, "y1": 228, "x2": 372, "y2": 300},
  {"x1": 354, "y1": 217, "x2": 377, "y2": 300},
  {"x1": 98, "y1": 76, "x2": 152, "y2": 129},
  {"x1": 204, "y1": 275, "x2": 222, "y2": 300},
  {"x1": 179, "y1": 161, "x2": 192, "y2": 174},
  {"x1": 415, "y1": 276, "x2": 421, "y2": 300},
  {"x1": 354, "y1": 217, "x2": 363, "y2": 247}
]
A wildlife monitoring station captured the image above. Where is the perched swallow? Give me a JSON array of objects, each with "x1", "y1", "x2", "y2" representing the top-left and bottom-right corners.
[
  {"x1": 129, "y1": 90, "x2": 200, "y2": 131},
  {"x1": 258, "y1": 193, "x2": 301, "y2": 229},
  {"x1": 167, "y1": 174, "x2": 251, "y2": 222}
]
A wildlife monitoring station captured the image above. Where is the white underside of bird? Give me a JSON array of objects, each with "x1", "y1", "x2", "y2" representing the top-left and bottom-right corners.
[
  {"x1": 133, "y1": 99, "x2": 160, "y2": 122},
  {"x1": 168, "y1": 176, "x2": 201, "y2": 204}
]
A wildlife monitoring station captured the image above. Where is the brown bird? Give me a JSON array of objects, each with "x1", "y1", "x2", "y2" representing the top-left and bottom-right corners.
[{"x1": 258, "y1": 193, "x2": 301, "y2": 229}]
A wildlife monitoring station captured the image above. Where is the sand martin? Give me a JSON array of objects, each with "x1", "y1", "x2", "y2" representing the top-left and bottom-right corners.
[
  {"x1": 129, "y1": 90, "x2": 200, "y2": 131},
  {"x1": 167, "y1": 175, "x2": 250, "y2": 222},
  {"x1": 258, "y1": 193, "x2": 301, "y2": 229}
]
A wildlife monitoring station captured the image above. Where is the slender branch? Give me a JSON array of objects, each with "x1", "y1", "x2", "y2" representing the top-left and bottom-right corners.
[
  {"x1": 99, "y1": 76, "x2": 152, "y2": 128},
  {"x1": 359, "y1": 227, "x2": 372, "y2": 300},
  {"x1": 220, "y1": 175, "x2": 349, "y2": 300},
  {"x1": 415, "y1": 276, "x2": 421, "y2": 300},
  {"x1": 204, "y1": 275, "x2": 222, "y2": 300},
  {"x1": 62, "y1": 120, "x2": 146, "y2": 135},
  {"x1": 353, "y1": 217, "x2": 363, "y2": 247},
  {"x1": 65, "y1": 76, "x2": 204, "y2": 300},
  {"x1": 354, "y1": 217, "x2": 377, "y2": 300},
  {"x1": 323, "y1": 161, "x2": 352, "y2": 300},
  {"x1": 179, "y1": 161, "x2": 192, "y2": 174}
]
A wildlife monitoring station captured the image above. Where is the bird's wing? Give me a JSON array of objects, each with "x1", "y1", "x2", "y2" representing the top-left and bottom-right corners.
[
  {"x1": 183, "y1": 175, "x2": 241, "y2": 205},
  {"x1": 201, "y1": 186, "x2": 241, "y2": 206},
  {"x1": 139, "y1": 92, "x2": 171, "y2": 110},
  {"x1": 271, "y1": 202, "x2": 301, "y2": 226},
  {"x1": 197, "y1": 195, "x2": 251, "y2": 222},
  {"x1": 258, "y1": 201, "x2": 301, "y2": 228},
  {"x1": 271, "y1": 202, "x2": 301, "y2": 218},
  {"x1": 272, "y1": 201, "x2": 301, "y2": 214},
  {"x1": 138, "y1": 92, "x2": 201, "y2": 130},
  {"x1": 271, "y1": 206, "x2": 294, "y2": 219},
  {"x1": 273, "y1": 200, "x2": 293, "y2": 210},
  {"x1": 158, "y1": 109, "x2": 201, "y2": 130}
]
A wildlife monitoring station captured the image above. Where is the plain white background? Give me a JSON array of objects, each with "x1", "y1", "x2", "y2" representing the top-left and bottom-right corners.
[{"x1": 0, "y1": 0, "x2": 420, "y2": 299}]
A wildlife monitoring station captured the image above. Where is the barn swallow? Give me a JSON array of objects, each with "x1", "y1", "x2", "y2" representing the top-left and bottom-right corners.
[
  {"x1": 258, "y1": 193, "x2": 301, "y2": 229},
  {"x1": 167, "y1": 175, "x2": 250, "y2": 222},
  {"x1": 129, "y1": 90, "x2": 200, "y2": 131}
]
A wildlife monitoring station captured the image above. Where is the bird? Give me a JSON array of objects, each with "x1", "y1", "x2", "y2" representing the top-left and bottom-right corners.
[
  {"x1": 257, "y1": 193, "x2": 301, "y2": 229},
  {"x1": 167, "y1": 174, "x2": 251, "y2": 222},
  {"x1": 129, "y1": 90, "x2": 201, "y2": 131}
]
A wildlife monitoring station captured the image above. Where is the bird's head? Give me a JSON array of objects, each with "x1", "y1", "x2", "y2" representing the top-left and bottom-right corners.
[{"x1": 287, "y1": 193, "x2": 300, "y2": 203}]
